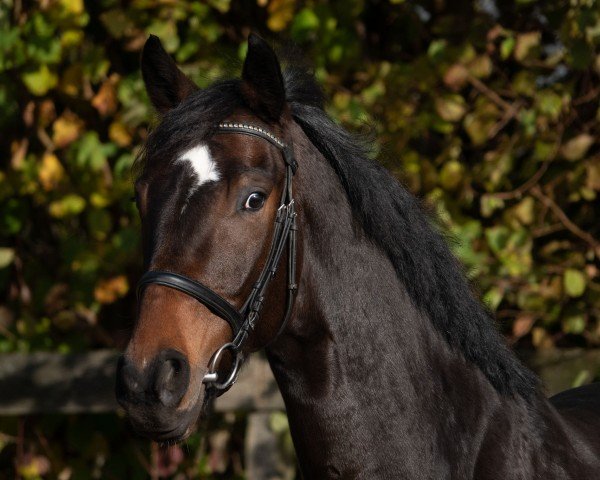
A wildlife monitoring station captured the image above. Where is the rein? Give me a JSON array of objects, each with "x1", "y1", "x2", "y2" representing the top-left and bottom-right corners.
[{"x1": 137, "y1": 122, "x2": 298, "y2": 394}]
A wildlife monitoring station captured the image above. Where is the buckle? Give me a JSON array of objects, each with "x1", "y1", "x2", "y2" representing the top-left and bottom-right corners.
[{"x1": 202, "y1": 342, "x2": 242, "y2": 390}]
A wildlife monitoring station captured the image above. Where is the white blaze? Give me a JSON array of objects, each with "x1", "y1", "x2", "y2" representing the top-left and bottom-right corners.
[
  {"x1": 176, "y1": 144, "x2": 220, "y2": 212},
  {"x1": 177, "y1": 144, "x2": 220, "y2": 186}
]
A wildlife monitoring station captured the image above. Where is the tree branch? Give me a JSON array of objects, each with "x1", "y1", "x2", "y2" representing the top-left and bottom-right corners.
[
  {"x1": 531, "y1": 186, "x2": 600, "y2": 256},
  {"x1": 492, "y1": 161, "x2": 550, "y2": 200},
  {"x1": 467, "y1": 75, "x2": 513, "y2": 111}
]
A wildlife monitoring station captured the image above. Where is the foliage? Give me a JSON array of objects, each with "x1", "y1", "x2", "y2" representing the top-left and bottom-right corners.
[
  {"x1": 0, "y1": 412, "x2": 252, "y2": 479},
  {"x1": 0, "y1": 0, "x2": 599, "y2": 477}
]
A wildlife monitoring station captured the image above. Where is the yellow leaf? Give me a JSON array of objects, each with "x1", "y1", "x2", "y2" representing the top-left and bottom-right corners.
[
  {"x1": 439, "y1": 161, "x2": 464, "y2": 190},
  {"x1": 38, "y1": 153, "x2": 65, "y2": 191},
  {"x1": 563, "y1": 268, "x2": 587, "y2": 297},
  {"x1": 513, "y1": 197, "x2": 535, "y2": 225},
  {"x1": 17, "y1": 455, "x2": 50, "y2": 478},
  {"x1": 514, "y1": 32, "x2": 540, "y2": 62},
  {"x1": 94, "y1": 276, "x2": 129, "y2": 304},
  {"x1": 586, "y1": 159, "x2": 600, "y2": 191},
  {"x1": 267, "y1": 0, "x2": 295, "y2": 32},
  {"x1": 435, "y1": 95, "x2": 466, "y2": 122},
  {"x1": 49, "y1": 194, "x2": 86, "y2": 218},
  {"x1": 61, "y1": 29, "x2": 84, "y2": 47},
  {"x1": 52, "y1": 111, "x2": 84, "y2": 148},
  {"x1": 92, "y1": 74, "x2": 120, "y2": 117},
  {"x1": 109, "y1": 122, "x2": 132, "y2": 147},
  {"x1": 90, "y1": 192, "x2": 110, "y2": 208},
  {"x1": 561, "y1": 134, "x2": 594, "y2": 161},
  {"x1": 21, "y1": 65, "x2": 58, "y2": 96},
  {"x1": 467, "y1": 55, "x2": 492, "y2": 78},
  {"x1": 0, "y1": 248, "x2": 15, "y2": 269},
  {"x1": 60, "y1": 0, "x2": 84, "y2": 15},
  {"x1": 443, "y1": 64, "x2": 469, "y2": 90}
]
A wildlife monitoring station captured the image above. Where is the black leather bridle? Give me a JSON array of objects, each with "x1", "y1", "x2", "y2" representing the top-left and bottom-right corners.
[{"x1": 137, "y1": 122, "x2": 298, "y2": 394}]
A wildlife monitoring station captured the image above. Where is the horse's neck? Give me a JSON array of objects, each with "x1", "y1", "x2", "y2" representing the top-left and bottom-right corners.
[
  {"x1": 265, "y1": 132, "x2": 549, "y2": 478},
  {"x1": 266, "y1": 228, "x2": 500, "y2": 476}
]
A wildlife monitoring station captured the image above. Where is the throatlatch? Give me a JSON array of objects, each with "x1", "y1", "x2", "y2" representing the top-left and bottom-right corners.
[{"x1": 137, "y1": 122, "x2": 298, "y2": 394}]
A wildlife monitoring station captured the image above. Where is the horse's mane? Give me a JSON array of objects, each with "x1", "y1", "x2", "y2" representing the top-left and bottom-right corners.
[
  {"x1": 283, "y1": 68, "x2": 539, "y2": 399},
  {"x1": 137, "y1": 66, "x2": 539, "y2": 399}
]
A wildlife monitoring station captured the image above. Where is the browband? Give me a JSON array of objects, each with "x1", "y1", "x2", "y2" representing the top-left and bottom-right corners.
[{"x1": 217, "y1": 122, "x2": 298, "y2": 174}]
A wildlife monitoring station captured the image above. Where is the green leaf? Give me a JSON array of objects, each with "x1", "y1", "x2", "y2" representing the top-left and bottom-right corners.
[
  {"x1": 147, "y1": 21, "x2": 179, "y2": 53},
  {"x1": 439, "y1": 161, "x2": 464, "y2": 190},
  {"x1": 207, "y1": 0, "x2": 231, "y2": 14},
  {"x1": 75, "y1": 132, "x2": 106, "y2": 171},
  {"x1": 483, "y1": 287, "x2": 504, "y2": 311},
  {"x1": 571, "y1": 369, "x2": 592, "y2": 388},
  {"x1": 21, "y1": 65, "x2": 58, "y2": 96},
  {"x1": 563, "y1": 269, "x2": 586, "y2": 297},
  {"x1": 486, "y1": 225, "x2": 510, "y2": 253},
  {"x1": 427, "y1": 40, "x2": 447, "y2": 61},
  {"x1": 562, "y1": 314, "x2": 586, "y2": 334},
  {"x1": 99, "y1": 9, "x2": 133, "y2": 39},
  {"x1": 536, "y1": 91, "x2": 563, "y2": 120},
  {"x1": 480, "y1": 195, "x2": 504, "y2": 218},
  {"x1": 435, "y1": 94, "x2": 466, "y2": 122},
  {"x1": 518, "y1": 109, "x2": 537, "y2": 137},
  {"x1": 49, "y1": 194, "x2": 86, "y2": 218},
  {"x1": 500, "y1": 36, "x2": 515, "y2": 60},
  {"x1": 533, "y1": 140, "x2": 557, "y2": 161},
  {"x1": 464, "y1": 113, "x2": 492, "y2": 145},
  {"x1": 291, "y1": 8, "x2": 320, "y2": 40}
]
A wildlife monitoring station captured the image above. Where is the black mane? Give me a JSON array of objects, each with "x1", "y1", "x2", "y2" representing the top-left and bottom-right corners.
[
  {"x1": 283, "y1": 69, "x2": 539, "y2": 399},
  {"x1": 139, "y1": 67, "x2": 539, "y2": 398}
]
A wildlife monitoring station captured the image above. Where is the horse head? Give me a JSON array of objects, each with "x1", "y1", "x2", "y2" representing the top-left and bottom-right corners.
[{"x1": 116, "y1": 34, "x2": 299, "y2": 442}]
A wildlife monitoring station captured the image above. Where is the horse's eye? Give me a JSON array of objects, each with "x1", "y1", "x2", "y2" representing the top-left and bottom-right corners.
[{"x1": 244, "y1": 192, "x2": 266, "y2": 211}]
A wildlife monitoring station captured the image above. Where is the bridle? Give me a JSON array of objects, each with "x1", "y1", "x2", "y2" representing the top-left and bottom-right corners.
[{"x1": 137, "y1": 122, "x2": 298, "y2": 394}]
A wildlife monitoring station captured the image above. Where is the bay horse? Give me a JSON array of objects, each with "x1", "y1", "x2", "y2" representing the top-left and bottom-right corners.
[{"x1": 116, "y1": 33, "x2": 600, "y2": 478}]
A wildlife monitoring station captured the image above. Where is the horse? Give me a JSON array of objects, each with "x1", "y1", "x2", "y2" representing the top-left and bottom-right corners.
[{"x1": 116, "y1": 33, "x2": 600, "y2": 478}]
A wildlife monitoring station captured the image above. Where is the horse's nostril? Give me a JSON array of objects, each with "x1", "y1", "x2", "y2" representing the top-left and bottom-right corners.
[
  {"x1": 115, "y1": 355, "x2": 145, "y2": 406},
  {"x1": 116, "y1": 350, "x2": 190, "y2": 409},
  {"x1": 153, "y1": 350, "x2": 190, "y2": 408}
]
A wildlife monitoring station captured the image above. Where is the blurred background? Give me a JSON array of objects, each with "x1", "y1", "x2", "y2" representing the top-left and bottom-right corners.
[{"x1": 0, "y1": 0, "x2": 599, "y2": 478}]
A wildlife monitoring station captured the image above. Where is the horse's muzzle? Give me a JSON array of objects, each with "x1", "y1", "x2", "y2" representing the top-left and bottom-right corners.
[{"x1": 115, "y1": 349, "x2": 198, "y2": 440}]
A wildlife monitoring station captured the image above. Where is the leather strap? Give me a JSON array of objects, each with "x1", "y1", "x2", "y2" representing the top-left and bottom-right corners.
[
  {"x1": 216, "y1": 123, "x2": 298, "y2": 173},
  {"x1": 137, "y1": 271, "x2": 243, "y2": 335}
]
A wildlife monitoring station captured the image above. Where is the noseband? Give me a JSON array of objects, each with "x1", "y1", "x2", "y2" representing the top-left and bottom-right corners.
[{"x1": 137, "y1": 122, "x2": 298, "y2": 394}]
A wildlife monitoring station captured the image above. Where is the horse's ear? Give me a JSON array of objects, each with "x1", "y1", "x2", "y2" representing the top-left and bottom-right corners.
[
  {"x1": 141, "y1": 35, "x2": 198, "y2": 114},
  {"x1": 241, "y1": 33, "x2": 285, "y2": 121}
]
